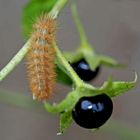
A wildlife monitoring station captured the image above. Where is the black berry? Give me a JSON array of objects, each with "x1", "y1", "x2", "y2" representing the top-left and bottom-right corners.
[
  {"x1": 72, "y1": 94, "x2": 113, "y2": 129},
  {"x1": 71, "y1": 59, "x2": 100, "y2": 81}
]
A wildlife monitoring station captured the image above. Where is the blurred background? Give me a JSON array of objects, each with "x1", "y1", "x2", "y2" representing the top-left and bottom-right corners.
[{"x1": 0, "y1": 0, "x2": 140, "y2": 139}]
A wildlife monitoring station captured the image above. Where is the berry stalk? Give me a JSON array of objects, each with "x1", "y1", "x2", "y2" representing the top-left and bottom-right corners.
[
  {"x1": 53, "y1": 43, "x2": 84, "y2": 87},
  {"x1": 71, "y1": 2, "x2": 91, "y2": 50}
]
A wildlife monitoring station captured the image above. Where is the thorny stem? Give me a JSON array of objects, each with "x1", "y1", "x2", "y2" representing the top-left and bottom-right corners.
[
  {"x1": 53, "y1": 43, "x2": 83, "y2": 87},
  {"x1": 0, "y1": 0, "x2": 69, "y2": 82}
]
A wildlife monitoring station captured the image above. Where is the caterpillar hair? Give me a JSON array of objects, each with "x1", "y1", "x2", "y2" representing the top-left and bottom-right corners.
[{"x1": 26, "y1": 14, "x2": 56, "y2": 101}]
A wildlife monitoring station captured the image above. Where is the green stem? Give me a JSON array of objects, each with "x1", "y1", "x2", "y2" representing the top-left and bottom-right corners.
[
  {"x1": 49, "y1": 0, "x2": 68, "y2": 19},
  {"x1": 0, "y1": 40, "x2": 31, "y2": 81},
  {"x1": 0, "y1": 0, "x2": 69, "y2": 81},
  {"x1": 53, "y1": 43, "x2": 83, "y2": 87},
  {"x1": 71, "y1": 2, "x2": 89, "y2": 48}
]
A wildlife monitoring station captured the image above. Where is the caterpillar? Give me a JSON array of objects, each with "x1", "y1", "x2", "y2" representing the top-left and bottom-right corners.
[{"x1": 26, "y1": 14, "x2": 56, "y2": 101}]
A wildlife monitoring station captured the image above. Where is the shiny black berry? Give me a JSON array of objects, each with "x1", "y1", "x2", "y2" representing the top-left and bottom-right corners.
[
  {"x1": 71, "y1": 59, "x2": 100, "y2": 81},
  {"x1": 72, "y1": 94, "x2": 113, "y2": 129}
]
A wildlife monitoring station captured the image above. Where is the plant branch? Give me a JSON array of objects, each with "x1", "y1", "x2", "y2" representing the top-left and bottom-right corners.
[
  {"x1": 0, "y1": 40, "x2": 31, "y2": 81},
  {"x1": 0, "y1": 0, "x2": 69, "y2": 81},
  {"x1": 49, "y1": 0, "x2": 68, "y2": 19},
  {"x1": 53, "y1": 43, "x2": 83, "y2": 87}
]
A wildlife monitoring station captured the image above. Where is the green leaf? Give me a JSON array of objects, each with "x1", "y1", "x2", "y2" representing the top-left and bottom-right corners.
[
  {"x1": 45, "y1": 73, "x2": 137, "y2": 114},
  {"x1": 64, "y1": 51, "x2": 83, "y2": 63},
  {"x1": 44, "y1": 90, "x2": 79, "y2": 114},
  {"x1": 64, "y1": 47, "x2": 121, "y2": 71},
  {"x1": 55, "y1": 55, "x2": 73, "y2": 85},
  {"x1": 56, "y1": 66, "x2": 73, "y2": 85},
  {"x1": 103, "y1": 73, "x2": 137, "y2": 97},
  {"x1": 22, "y1": 0, "x2": 58, "y2": 37},
  {"x1": 64, "y1": 47, "x2": 100, "y2": 71},
  {"x1": 77, "y1": 73, "x2": 137, "y2": 98},
  {"x1": 83, "y1": 51, "x2": 100, "y2": 70},
  {"x1": 99, "y1": 55, "x2": 121, "y2": 67},
  {"x1": 58, "y1": 111, "x2": 73, "y2": 135}
]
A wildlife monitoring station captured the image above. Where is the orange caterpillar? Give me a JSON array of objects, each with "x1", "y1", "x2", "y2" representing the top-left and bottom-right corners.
[{"x1": 26, "y1": 14, "x2": 56, "y2": 101}]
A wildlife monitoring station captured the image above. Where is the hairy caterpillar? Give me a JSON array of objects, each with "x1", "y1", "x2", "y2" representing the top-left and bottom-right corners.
[{"x1": 26, "y1": 14, "x2": 56, "y2": 101}]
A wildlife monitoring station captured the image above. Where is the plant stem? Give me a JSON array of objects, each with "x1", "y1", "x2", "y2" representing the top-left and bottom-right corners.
[
  {"x1": 0, "y1": 0, "x2": 69, "y2": 81},
  {"x1": 71, "y1": 2, "x2": 90, "y2": 48},
  {"x1": 0, "y1": 40, "x2": 31, "y2": 81},
  {"x1": 49, "y1": 0, "x2": 68, "y2": 19},
  {"x1": 53, "y1": 43, "x2": 83, "y2": 87}
]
